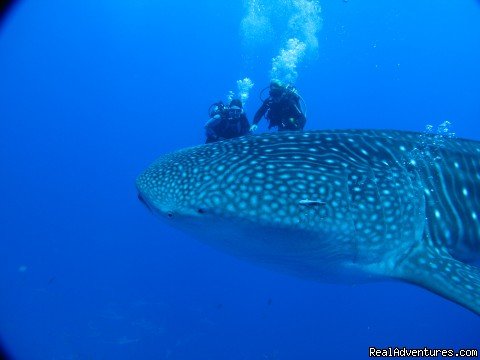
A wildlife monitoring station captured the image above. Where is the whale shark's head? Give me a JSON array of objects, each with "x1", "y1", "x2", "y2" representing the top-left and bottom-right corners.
[
  {"x1": 136, "y1": 142, "x2": 263, "y2": 255},
  {"x1": 136, "y1": 148, "x2": 222, "y2": 221}
]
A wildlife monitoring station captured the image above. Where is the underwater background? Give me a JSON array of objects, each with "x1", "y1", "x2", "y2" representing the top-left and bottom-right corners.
[{"x1": 1, "y1": 0, "x2": 480, "y2": 359}]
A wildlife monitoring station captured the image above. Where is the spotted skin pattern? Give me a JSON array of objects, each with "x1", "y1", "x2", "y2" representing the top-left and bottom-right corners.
[{"x1": 136, "y1": 130, "x2": 480, "y2": 315}]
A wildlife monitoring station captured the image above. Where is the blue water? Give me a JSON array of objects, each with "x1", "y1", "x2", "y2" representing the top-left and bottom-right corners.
[{"x1": 1, "y1": 0, "x2": 480, "y2": 359}]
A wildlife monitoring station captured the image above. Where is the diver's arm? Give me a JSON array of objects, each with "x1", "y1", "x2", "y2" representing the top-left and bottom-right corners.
[
  {"x1": 205, "y1": 114, "x2": 222, "y2": 128},
  {"x1": 205, "y1": 115, "x2": 223, "y2": 142},
  {"x1": 240, "y1": 114, "x2": 250, "y2": 135},
  {"x1": 253, "y1": 100, "x2": 270, "y2": 125}
]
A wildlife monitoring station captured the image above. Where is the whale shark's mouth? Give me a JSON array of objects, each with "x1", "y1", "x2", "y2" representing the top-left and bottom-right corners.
[{"x1": 137, "y1": 193, "x2": 152, "y2": 213}]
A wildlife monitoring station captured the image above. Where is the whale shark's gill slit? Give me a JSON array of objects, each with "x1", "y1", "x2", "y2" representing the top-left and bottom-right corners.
[
  {"x1": 368, "y1": 165, "x2": 388, "y2": 242},
  {"x1": 346, "y1": 171, "x2": 359, "y2": 263},
  {"x1": 391, "y1": 165, "x2": 408, "y2": 243}
]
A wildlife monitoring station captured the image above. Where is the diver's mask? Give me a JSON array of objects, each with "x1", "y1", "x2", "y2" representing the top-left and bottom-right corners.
[{"x1": 228, "y1": 106, "x2": 242, "y2": 119}]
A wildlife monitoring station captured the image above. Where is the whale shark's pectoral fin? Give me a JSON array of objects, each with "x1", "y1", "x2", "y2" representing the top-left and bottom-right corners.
[{"x1": 392, "y1": 243, "x2": 480, "y2": 316}]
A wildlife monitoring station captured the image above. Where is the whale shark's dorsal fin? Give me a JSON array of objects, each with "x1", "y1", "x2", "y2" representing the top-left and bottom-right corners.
[{"x1": 390, "y1": 242, "x2": 480, "y2": 315}]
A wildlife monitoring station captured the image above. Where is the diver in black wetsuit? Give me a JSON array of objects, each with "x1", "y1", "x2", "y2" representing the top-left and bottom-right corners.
[
  {"x1": 250, "y1": 80, "x2": 306, "y2": 132},
  {"x1": 205, "y1": 99, "x2": 250, "y2": 143}
]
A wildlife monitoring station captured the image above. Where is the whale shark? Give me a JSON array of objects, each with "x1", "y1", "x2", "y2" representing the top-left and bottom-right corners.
[{"x1": 136, "y1": 129, "x2": 480, "y2": 315}]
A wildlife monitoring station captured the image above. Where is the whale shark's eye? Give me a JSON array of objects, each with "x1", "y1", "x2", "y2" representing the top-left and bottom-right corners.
[
  {"x1": 167, "y1": 212, "x2": 174, "y2": 218},
  {"x1": 197, "y1": 208, "x2": 206, "y2": 214}
]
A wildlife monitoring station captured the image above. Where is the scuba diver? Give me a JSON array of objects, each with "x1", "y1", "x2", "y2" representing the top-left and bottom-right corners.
[
  {"x1": 205, "y1": 99, "x2": 250, "y2": 143},
  {"x1": 250, "y1": 80, "x2": 306, "y2": 132}
]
